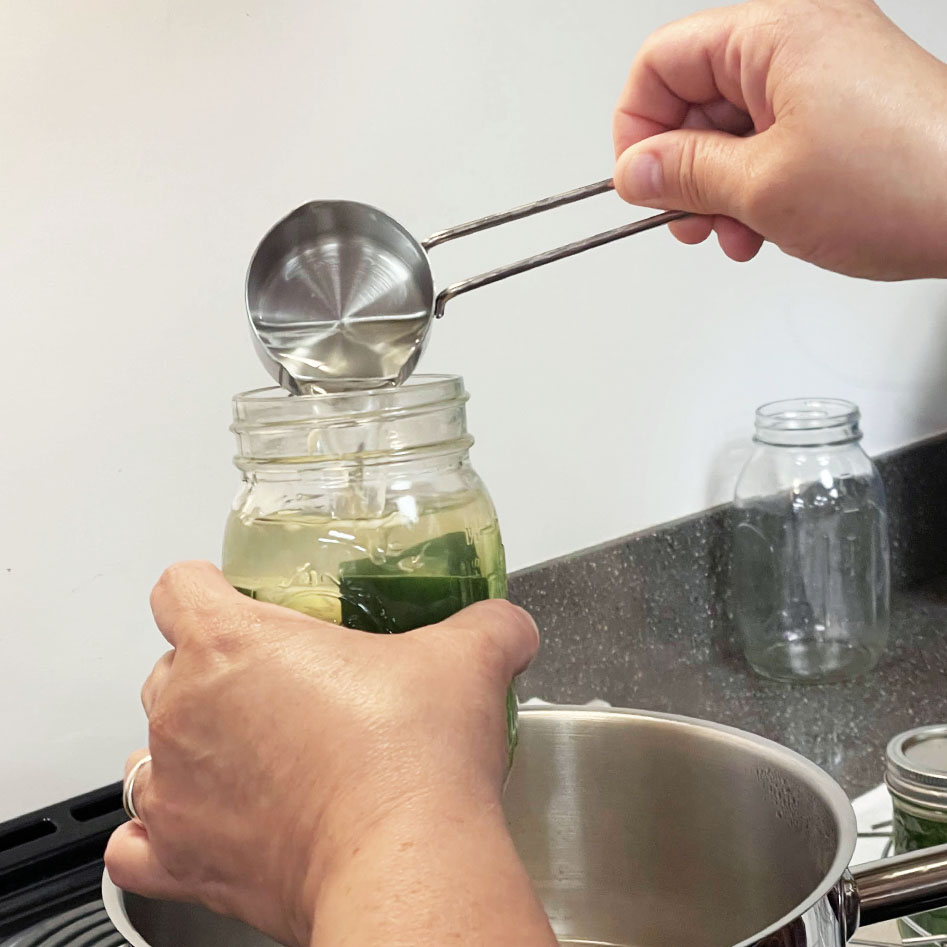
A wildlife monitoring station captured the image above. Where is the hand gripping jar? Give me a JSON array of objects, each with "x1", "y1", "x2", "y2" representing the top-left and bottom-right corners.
[{"x1": 221, "y1": 374, "x2": 516, "y2": 758}]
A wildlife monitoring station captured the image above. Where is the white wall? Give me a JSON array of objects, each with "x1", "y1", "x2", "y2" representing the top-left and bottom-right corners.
[{"x1": 3, "y1": 0, "x2": 947, "y2": 821}]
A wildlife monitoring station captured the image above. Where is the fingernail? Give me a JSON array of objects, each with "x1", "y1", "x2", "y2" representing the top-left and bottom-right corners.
[{"x1": 622, "y1": 151, "x2": 663, "y2": 201}]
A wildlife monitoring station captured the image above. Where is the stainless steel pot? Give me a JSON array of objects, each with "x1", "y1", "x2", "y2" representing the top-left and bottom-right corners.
[{"x1": 102, "y1": 707, "x2": 947, "y2": 947}]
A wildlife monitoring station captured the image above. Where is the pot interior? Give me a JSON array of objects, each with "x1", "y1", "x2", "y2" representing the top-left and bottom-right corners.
[
  {"x1": 110, "y1": 707, "x2": 855, "y2": 947},
  {"x1": 504, "y1": 708, "x2": 853, "y2": 947}
]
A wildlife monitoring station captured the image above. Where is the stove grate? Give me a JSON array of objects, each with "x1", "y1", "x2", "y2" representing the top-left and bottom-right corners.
[{"x1": 1, "y1": 900, "x2": 127, "y2": 947}]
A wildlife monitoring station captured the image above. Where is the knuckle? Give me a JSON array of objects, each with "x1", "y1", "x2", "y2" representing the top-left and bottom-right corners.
[
  {"x1": 150, "y1": 563, "x2": 190, "y2": 622},
  {"x1": 147, "y1": 705, "x2": 177, "y2": 748},
  {"x1": 467, "y1": 597, "x2": 521, "y2": 623},
  {"x1": 154, "y1": 560, "x2": 194, "y2": 594},
  {"x1": 464, "y1": 598, "x2": 526, "y2": 643},
  {"x1": 641, "y1": 20, "x2": 675, "y2": 58},
  {"x1": 152, "y1": 561, "x2": 243, "y2": 651},
  {"x1": 153, "y1": 560, "x2": 216, "y2": 603},
  {"x1": 483, "y1": 598, "x2": 537, "y2": 638},
  {"x1": 148, "y1": 579, "x2": 165, "y2": 617},
  {"x1": 464, "y1": 600, "x2": 521, "y2": 671}
]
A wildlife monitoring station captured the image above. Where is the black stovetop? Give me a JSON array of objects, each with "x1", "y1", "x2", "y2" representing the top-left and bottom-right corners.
[{"x1": 0, "y1": 784, "x2": 128, "y2": 945}]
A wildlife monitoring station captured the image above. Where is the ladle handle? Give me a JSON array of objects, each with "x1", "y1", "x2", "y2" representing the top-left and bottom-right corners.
[
  {"x1": 422, "y1": 178, "x2": 617, "y2": 250},
  {"x1": 421, "y1": 178, "x2": 688, "y2": 319}
]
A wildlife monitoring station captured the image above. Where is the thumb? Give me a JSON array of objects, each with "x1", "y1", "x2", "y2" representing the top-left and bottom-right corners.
[
  {"x1": 424, "y1": 599, "x2": 540, "y2": 679},
  {"x1": 105, "y1": 821, "x2": 192, "y2": 903},
  {"x1": 615, "y1": 128, "x2": 758, "y2": 218}
]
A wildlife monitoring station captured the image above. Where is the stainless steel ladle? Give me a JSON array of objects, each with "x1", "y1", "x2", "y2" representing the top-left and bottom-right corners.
[{"x1": 246, "y1": 178, "x2": 688, "y2": 393}]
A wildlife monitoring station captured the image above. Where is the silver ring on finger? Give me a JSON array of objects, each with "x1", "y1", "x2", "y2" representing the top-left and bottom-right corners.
[{"x1": 122, "y1": 754, "x2": 152, "y2": 824}]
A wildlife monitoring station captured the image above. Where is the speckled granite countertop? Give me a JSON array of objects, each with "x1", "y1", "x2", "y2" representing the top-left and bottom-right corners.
[
  {"x1": 508, "y1": 444, "x2": 947, "y2": 799},
  {"x1": 514, "y1": 578, "x2": 947, "y2": 797}
]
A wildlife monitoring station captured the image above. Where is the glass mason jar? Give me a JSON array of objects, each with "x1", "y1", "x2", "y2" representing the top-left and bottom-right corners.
[
  {"x1": 221, "y1": 374, "x2": 516, "y2": 758},
  {"x1": 732, "y1": 399, "x2": 890, "y2": 683},
  {"x1": 886, "y1": 725, "x2": 947, "y2": 935}
]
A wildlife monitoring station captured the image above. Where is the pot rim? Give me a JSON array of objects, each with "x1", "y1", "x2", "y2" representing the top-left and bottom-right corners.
[{"x1": 102, "y1": 870, "x2": 150, "y2": 947}]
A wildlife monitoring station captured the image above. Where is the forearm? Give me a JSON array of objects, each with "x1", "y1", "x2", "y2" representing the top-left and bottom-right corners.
[{"x1": 310, "y1": 794, "x2": 557, "y2": 947}]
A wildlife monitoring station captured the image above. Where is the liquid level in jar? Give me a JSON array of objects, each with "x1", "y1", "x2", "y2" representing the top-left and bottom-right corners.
[
  {"x1": 223, "y1": 489, "x2": 515, "y2": 762},
  {"x1": 222, "y1": 490, "x2": 507, "y2": 627}
]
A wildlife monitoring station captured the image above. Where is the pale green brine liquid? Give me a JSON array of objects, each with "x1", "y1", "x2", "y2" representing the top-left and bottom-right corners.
[
  {"x1": 222, "y1": 488, "x2": 516, "y2": 758},
  {"x1": 223, "y1": 490, "x2": 506, "y2": 620}
]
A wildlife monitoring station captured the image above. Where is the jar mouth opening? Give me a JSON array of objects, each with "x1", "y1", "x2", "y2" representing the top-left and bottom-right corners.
[
  {"x1": 233, "y1": 374, "x2": 467, "y2": 425},
  {"x1": 237, "y1": 373, "x2": 462, "y2": 405},
  {"x1": 755, "y1": 398, "x2": 859, "y2": 432}
]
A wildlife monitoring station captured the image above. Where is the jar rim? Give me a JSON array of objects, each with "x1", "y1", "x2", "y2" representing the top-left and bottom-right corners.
[
  {"x1": 232, "y1": 374, "x2": 467, "y2": 426},
  {"x1": 235, "y1": 373, "x2": 463, "y2": 406},
  {"x1": 230, "y1": 373, "x2": 472, "y2": 465},
  {"x1": 755, "y1": 398, "x2": 859, "y2": 432}
]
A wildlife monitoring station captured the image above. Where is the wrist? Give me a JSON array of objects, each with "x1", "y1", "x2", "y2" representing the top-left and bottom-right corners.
[
  {"x1": 305, "y1": 787, "x2": 554, "y2": 947},
  {"x1": 295, "y1": 780, "x2": 505, "y2": 944}
]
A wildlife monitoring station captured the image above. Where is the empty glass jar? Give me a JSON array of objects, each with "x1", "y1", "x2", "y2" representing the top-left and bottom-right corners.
[{"x1": 732, "y1": 399, "x2": 890, "y2": 683}]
